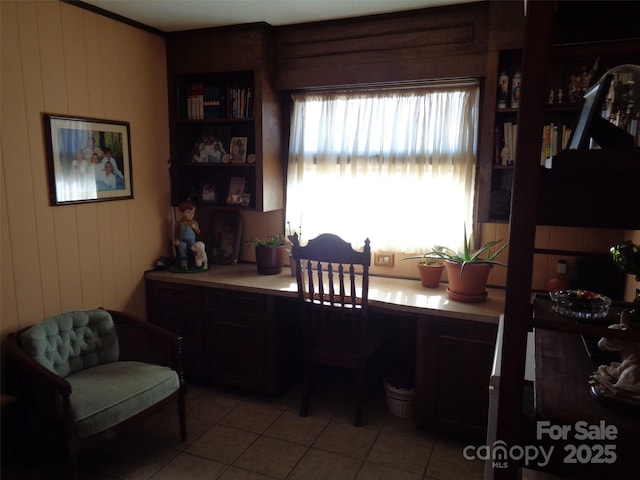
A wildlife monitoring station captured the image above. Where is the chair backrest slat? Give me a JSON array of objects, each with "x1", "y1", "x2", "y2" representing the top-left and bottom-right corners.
[{"x1": 291, "y1": 232, "x2": 370, "y2": 312}]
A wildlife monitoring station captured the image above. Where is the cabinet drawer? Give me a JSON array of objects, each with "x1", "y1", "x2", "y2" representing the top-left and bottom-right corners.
[
  {"x1": 203, "y1": 288, "x2": 267, "y2": 314},
  {"x1": 148, "y1": 281, "x2": 201, "y2": 310}
]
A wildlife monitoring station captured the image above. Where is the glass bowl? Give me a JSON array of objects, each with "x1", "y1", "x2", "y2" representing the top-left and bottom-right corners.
[{"x1": 549, "y1": 289, "x2": 612, "y2": 319}]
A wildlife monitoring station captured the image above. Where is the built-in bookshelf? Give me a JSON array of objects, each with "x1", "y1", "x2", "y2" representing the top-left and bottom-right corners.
[
  {"x1": 486, "y1": 46, "x2": 639, "y2": 223},
  {"x1": 170, "y1": 71, "x2": 262, "y2": 209},
  {"x1": 165, "y1": 23, "x2": 284, "y2": 213}
]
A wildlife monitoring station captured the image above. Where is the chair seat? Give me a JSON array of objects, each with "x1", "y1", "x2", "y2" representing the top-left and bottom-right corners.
[{"x1": 67, "y1": 361, "x2": 179, "y2": 439}]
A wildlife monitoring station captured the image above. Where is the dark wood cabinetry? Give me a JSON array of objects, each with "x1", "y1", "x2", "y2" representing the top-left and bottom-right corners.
[
  {"x1": 146, "y1": 281, "x2": 205, "y2": 378},
  {"x1": 415, "y1": 316, "x2": 497, "y2": 441},
  {"x1": 203, "y1": 289, "x2": 269, "y2": 390},
  {"x1": 166, "y1": 24, "x2": 283, "y2": 212},
  {"x1": 478, "y1": 21, "x2": 640, "y2": 224},
  {"x1": 145, "y1": 278, "x2": 301, "y2": 394},
  {"x1": 495, "y1": 3, "x2": 640, "y2": 479}
]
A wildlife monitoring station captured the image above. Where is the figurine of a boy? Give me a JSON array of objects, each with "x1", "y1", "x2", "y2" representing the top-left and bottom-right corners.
[{"x1": 174, "y1": 201, "x2": 201, "y2": 269}]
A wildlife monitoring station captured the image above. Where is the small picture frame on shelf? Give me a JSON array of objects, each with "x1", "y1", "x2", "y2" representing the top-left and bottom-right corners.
[
  {"x1": 227, "y1": 176, "x2": 245, "y2": 205},
  {"x1": 201, "y1": 184, "x2": 216, "y2": 202},
  {"x1": 229, "y1": 137, "x2": 247, "y2": 163},
  {"x1": 190, "y1": 126, "x2": 230, "y2": 163}
]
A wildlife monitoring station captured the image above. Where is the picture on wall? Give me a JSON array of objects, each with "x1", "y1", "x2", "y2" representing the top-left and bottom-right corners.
[{"x1": 44, "y1": 114, "x2": 133, "y2": 205}]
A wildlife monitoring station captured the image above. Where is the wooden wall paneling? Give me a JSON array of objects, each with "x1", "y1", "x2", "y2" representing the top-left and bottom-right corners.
[
  {"x1": 0, "y1": 170, "x2": 19, "y2": 333},
  {"x1": 1, "y1": 2, "x2": 22, "y2": 333},
  {"x1": 14, "y1": 2, "x2": 63, "y2": 319},
  {"x1": 76, "y1": 206, "x2": 103, "y2": 309},
  {"x1": 273, "y1": 2, "x2": 489, "y2": 90},
  {"x1": 256, "y1": 66, "x2": 284, "y2": 212},
  {"x1": 119, "y1": 26, "x2": 167, "y2": 313},
  {"x1": 97, "y1": 16, "x2": 124, "y2": 118},
  {"x1": 476, "y1": 48, "x2": 500, "y2": 223},
  {"x1": 96, "y1": 204, "x2": 117, "y2": 308},
  {"x1": 61, "y1": 4, "x2": 91, "y2": 115},
  {"x1": 2, "y1": 1, "x2": 171, "y2": 338},
  {"x1": 83, "y1": 9, "x2": 107, "y2": 116},
  {"x1": 52, "y1": 208, "x2": 84, "y2": 311},
  {"x1": 166, "y1": 23, "x2": 270, "y2": 75},
  {"x1": 38, "y1": 1, "x2": 69, "y2": 114},
  {"x1": 2, "y1": 2, "x2": 46, "y2": 325},
  {"x1": 111, "y1": 201, "x2": 133, "y2": 310},
  {"x1": 487, "y1": 0, "x2": 525, "y2": 51}
]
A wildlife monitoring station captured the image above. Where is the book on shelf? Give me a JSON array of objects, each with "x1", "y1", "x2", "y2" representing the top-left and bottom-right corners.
[
  {"x1": 494, "y1": 126, "x2": 502, "y2": 165},
  {"x1": 185, "y1": 83, "x2": 253, "y2": 120},
  {"x1": 540, "y1": 122, "x2": 571, "y2": 165},
  {"x1": 502, "y1": 121, "x2": 515, "y2": 166},
  {"x1": 203, "y1": 85, "x2": 224, "y2": 119},
  {"x1": 186, "y1": 83, "x2": 204, "y2": 120}
]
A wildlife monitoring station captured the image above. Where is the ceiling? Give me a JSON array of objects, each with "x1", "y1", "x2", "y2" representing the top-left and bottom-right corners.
[{"x1": 79, "y1": 0, "x2": 479, "y2": 33}]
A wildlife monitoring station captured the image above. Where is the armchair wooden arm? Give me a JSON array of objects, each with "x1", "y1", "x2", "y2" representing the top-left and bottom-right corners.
[
  {"x1": 6, "y1": 331, "x2": 74, "y2": 444},
  {"x1": 103, "y1": 308, "x2": 184, "y2": 379}
]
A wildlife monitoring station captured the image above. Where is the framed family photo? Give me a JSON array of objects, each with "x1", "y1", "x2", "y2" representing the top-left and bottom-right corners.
[{"x1": 44, "y1": 114, "x2": 133, "y2": 205}]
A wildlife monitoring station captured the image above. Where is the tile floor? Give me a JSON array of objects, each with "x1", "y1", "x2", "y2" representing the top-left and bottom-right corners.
[{"x1": 2, "y1": 371, "x2": 486, "y2": 480}]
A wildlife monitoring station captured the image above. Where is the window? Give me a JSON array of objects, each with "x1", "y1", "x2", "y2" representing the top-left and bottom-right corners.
[{"x1": 286, "y1": 83, "x2": 479, "y2": 253}]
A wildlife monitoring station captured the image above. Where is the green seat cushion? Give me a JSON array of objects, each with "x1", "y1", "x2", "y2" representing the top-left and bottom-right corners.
[
  {"x1": 67, "y1": 361, "x2": 179, "y2": 439},
  {"x1": 19, "y1": 309, "x2": 118, "y2": 377}
]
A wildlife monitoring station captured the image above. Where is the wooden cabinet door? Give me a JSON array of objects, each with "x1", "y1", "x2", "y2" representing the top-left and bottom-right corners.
[
  {"x1": 203, "y1": 289, "x2": 270, "y2": 391},
  {"x1": 415, "y1": 316, "x2": 497, "y2": 441},
  {"x1": 145, "y1": 280, "x2": 205, "y2": 379}
]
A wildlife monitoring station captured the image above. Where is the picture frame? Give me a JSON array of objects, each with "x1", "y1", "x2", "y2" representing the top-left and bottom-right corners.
[
  {"x1": 229, "y1": 136, "x2": 248, "y2": 163},
  {"x1": 190, "y1": 125, "x2": 229, "y2": 163},
  {"x1": 201, "y1": 183, "x2": 217, "y2": 202},
  {"x1": 44, "y1": 114, "x2": 133, "y2": 205},
  {"x1": 226, "y1": 176, "x2": 245, "y2": 205}
]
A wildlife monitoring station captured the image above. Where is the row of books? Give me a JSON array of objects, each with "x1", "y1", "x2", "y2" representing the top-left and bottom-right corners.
[
  {"x1": 185, "y1": 84, "x2": 254, "y2": 120},
  {"x1": 540, "y1": 123, "x2": 572, "y2": 164},
  {"x1": 494, "y1": 121, "x2": 572, "y2": 166}
]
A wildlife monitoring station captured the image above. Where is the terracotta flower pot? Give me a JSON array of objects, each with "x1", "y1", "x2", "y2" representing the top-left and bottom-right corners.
[
  {"x1": 417, "y1": 263, "x2": 445, "y2": 288},
  {"x1": 255, "y1": 245, "x2": 285, "y2": 275},
  {"x1": 444, "y1": 260, "x2": 493, "y2": 302}
]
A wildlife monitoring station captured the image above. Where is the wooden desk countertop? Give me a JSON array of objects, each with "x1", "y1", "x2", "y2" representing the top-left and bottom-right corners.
[{"x1": 145, "y1": 264, "x2": 505, "y2": 324}]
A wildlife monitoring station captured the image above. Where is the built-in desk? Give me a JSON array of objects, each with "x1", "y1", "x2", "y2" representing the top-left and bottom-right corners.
[
  {"x1": 145, "y1": 264, "x2": 505, "y2": 322},
  {"x1": 145, "y1": 264, "x2": 505, "y2": 438},
  {"x1": 531, "y1": 297, "x2": 639, "y2": 478}
]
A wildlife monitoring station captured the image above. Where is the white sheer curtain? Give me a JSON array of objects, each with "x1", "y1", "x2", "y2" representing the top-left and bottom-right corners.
[{"x1": 286, "y1": 83, "x2": 479, "y2": 253}]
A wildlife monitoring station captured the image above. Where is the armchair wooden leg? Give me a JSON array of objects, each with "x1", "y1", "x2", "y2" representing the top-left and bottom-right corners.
[
  {"x1": 178, "y1": 393, "x2": 186, "y2": 442},
  {"x1": 299, "y1": 362, "x2": 312, "y2": 418},
  {"x1": 65, "y1": 453, "x2": 79, "y2": 480},
  {"x1": 354, "y1": 367, "x2": 365, "y2": 427}
]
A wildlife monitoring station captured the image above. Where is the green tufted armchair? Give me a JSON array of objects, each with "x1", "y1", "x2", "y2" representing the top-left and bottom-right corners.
[{"x1": 6, "y1": 308, "x2": 186, "y2": 476}]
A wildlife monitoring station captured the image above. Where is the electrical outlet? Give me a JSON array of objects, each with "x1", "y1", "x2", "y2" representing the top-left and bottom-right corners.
[{"x1": 374, "y1": 252, "x2": 395, "y2": 267}]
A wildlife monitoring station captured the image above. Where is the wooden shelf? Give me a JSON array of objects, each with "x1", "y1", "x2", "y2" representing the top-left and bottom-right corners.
[
  {"x1": 538, "y1": 150, "x2": 640, "y2": 229},
  {"x1": 532, "y1": 295, "x2": 640, "y2": 344},
  {"x1": 531, "y1": 326, "x2": 639, "y2": 477}
]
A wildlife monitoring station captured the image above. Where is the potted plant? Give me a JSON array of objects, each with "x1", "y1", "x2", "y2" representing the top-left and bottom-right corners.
[
  {"x1": 248, "y1": 234, "x2": 286, "y2": 275},
  {"x1": 407, "y1": 225, "x2": 508, "y2": 302},
  {"x1": 401, "y1": 254, "x2": 445, "y2": 288}
]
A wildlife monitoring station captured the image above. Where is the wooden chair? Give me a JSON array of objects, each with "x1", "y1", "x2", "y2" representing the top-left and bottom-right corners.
[{"x1": 290, "y1": 233, "x2": 385, "y2": 426}]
